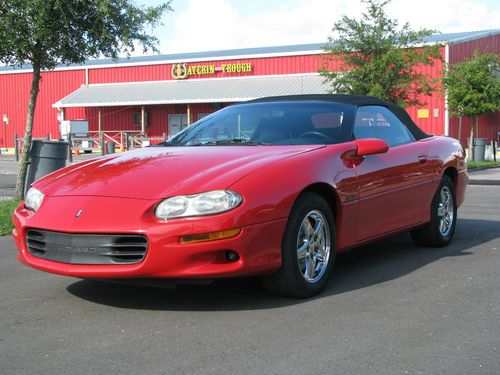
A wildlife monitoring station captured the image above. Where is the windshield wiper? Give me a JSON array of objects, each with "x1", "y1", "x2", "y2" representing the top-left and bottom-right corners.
[{"x1": 191, "y1": 139, "x2": 269, "y2": 146}]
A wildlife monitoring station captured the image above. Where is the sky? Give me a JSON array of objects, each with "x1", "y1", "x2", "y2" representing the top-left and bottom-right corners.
[{"x1": 138, "y1": 0, "x2": 500, "y2": 54}]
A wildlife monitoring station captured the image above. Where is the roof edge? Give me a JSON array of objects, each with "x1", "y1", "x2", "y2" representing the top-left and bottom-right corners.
[{"x1": 2, "y1": 29, "x2": 498, "y2": 75}]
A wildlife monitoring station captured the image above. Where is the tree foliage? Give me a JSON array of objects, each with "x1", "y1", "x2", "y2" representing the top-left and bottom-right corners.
[
  {"x1": 443, "y1": 51, "x2": 499, "y2": 159},
  {"x1": 0, "y1": 0, "x2": 171, "y2": 68},
  {"x1": 0, "y1": 0, "x2": 172, "y2": 199},
  {"x1": 443, "y1": 51, "x2": 500, "y2": 119},
  {"x1": 320, "y1": 0, "x2": 442, "y2": 107}
]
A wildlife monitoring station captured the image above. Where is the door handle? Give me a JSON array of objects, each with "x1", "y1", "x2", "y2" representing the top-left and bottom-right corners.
[{"x1": 418, "y1": 154, "x2": 428, "y2": 163}]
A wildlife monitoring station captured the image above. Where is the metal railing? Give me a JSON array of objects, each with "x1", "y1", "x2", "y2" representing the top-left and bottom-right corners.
[
  {"x1": 127, "y1": 132, "x2": 167, "y2": 149},
  {"x1": 14, "y1": 131, "x2": 168, "y2": 161}
]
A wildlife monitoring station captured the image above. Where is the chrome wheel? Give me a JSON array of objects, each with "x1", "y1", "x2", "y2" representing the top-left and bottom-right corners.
[
  {"x1": 297, "y1": 210, "x2": 331, "y2": 283},
  {"x1": 261, "y1": 193, "x2": 335, "y2": 297},
  {"x1": 437, "y1": 186, "x2": 454, "y2": 237}
]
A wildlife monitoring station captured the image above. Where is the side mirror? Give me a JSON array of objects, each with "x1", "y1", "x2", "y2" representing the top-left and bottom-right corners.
[{"x1": 354, "y1": 138, "x2": 389, "y2": 156}]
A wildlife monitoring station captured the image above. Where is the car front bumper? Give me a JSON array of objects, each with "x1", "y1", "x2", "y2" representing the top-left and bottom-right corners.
[{"x1": 12, "y1": 195, "x2": 285, "y2": 279}]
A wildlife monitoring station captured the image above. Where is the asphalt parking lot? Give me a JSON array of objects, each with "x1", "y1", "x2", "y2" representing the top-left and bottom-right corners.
[{"x1": 0, "y1": 184, "x2": 499, "y2": 375}]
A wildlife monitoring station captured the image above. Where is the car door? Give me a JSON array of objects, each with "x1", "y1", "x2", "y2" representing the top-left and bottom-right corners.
[{"x1": 352, "y1": 105, "x2": 434, "y2": 241}]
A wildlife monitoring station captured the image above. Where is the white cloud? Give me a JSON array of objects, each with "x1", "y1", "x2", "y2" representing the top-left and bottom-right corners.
[
  {"x1": 158, "y1": 0, "x2": 500, "y2": 53},
  {"x1": 388, "y1": 0, "x2": 499, "y2": 32},
  {"x1": 159, "y1": 0, "x2": 359, "y2": 52}
]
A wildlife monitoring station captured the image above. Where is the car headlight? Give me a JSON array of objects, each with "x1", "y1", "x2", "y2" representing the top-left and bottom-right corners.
[
  {"x1": 25, "y1": 187, "x2": 45, "y2": 212},
  {"x1": 155, "y1": 190, "x2": 243, "y2": 220}
]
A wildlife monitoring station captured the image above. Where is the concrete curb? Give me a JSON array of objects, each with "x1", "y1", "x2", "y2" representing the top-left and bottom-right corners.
[
  {"x1": 467, "y1": 165, "x2": 500, "y2": 186},
  {"x1": 467, "y1": 165, "x2": 500, "y2": 173},
  {"x1": 468, "y1": 180, "x2": 500, "y2": 186}
]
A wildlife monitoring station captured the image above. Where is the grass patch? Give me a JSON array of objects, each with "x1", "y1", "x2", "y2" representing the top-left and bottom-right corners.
[
  {"x1": 468, "y1": 160, "x2": 500, "y2": 170},
  {"x1": 0, "y1": 199, "x2": 21, "y2": 236}
]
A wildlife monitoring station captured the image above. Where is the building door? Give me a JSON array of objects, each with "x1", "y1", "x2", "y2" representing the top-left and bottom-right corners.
[{"x1": 168, "y1": 114, "x2": 189, "y2": 138}]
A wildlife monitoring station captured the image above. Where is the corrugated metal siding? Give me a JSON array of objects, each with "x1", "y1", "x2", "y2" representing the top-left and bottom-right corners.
[
  {"x1": 449, "y1": 112, "x2": 500, "y2": 146},
  {"x1": 449, "y1": 34, "x2": 500, "y2": 63},
  {"x1": 89, "y1": 54, "x2": 330, "y2": 84},
  {"x1": 3, "y1": 33, "x2": 499, "y2": 148},
  {"x1": 5, "y1": 42, "x2": 496, "y2": 146},
  {"x1": 89, "y1": 64, "x2": 168, "y2": 84},
  {"x1": 64, "y1": 107, "x2": 88, "y2": 121},
  {"x1": 448, "y1": 34, "x2": 500, "y2": 143},
  {"x1": 1, "y1": 30, "x2": 490, "y2": 75},
  {"x1": 405, "y1": 47, "x2": 446, "y2": 136},
  {"x1": 0, "y1": 69, "x2": 85, "y2": 147}
]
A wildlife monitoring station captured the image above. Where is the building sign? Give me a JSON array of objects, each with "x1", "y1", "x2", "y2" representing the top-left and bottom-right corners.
[
  {"x1": 417, "y1": 109, "x2": 430, "y2": 119},
  {"x1": 171, "y1": 62, "x2": 253, "y2": 80}
]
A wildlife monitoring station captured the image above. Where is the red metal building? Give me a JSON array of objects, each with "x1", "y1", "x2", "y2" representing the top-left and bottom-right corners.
[{"x1": 0, "y1": 29, "x2": 498, "y2": 151}]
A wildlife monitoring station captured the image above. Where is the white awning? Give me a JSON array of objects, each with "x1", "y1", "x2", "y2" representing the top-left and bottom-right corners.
[{"x1": 53, "y1": 74, "x2": 329, "y2": 108}]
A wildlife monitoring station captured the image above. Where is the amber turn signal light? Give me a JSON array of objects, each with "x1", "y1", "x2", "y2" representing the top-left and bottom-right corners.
[{"x1": 180, "y1": 228, "x2": 241, "y2": 244}]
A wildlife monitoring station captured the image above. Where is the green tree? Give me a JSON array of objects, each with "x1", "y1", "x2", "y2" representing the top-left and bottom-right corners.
[
  {"x1": 0, "y1": 0, "x2": 172, "y2": 199},
  {"x1": 443, "y1": 51, "x2": 500, "y2": 159},
  {"x1": 320, "y1": 0, "x2": 442, "y2": 107}
]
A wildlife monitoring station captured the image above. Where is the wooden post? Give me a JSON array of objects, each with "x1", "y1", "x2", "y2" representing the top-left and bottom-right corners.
[
  {"x1": 237, "y1": 114, "x2": 241, "y2": 138},
  {"x1": 98, "y1": 108, "x2": 104, "y2": 154},
  {"x1": 468, "y1": 119, "x2": 474, "y2": 161},
  {"x1": 100, "y1": 132, "x2": 105, "y2": 155},
  {"x1": 97, "y1": 107, "x2": 104, "y2": 147},
  {"x1": 187, "y1": 104, "x2": 191, "y2": 126},
  {"x1": 163, "y1": 132, "x2": 167, "y2": 143},
  {"x1": 98, "y1": 107, "x2": 102, "y2": 134},
  {"x1": 141, "y1": 106, "x2": 146, "y2": 135}
]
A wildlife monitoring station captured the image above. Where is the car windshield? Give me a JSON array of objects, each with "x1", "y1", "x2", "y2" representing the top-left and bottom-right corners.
[{"x1": 167, "y1": 101, "x2": 356, "y2": 146}]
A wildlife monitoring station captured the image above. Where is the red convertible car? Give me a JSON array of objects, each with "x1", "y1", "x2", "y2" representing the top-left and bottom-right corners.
[{"x1": 13, "y1": 95, "x2": 468, "y2": 297}]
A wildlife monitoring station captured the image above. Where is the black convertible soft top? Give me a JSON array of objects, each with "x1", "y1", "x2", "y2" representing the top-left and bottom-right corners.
[{"x1": 249, "y1": 94, "x2": 431, "y2": 140}]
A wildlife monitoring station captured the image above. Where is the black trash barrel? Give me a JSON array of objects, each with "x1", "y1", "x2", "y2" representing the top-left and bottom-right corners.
[
  {"x1": 24, "y1": 140, "x2": 69, "y2": 195},
  {"x1": 107, "y1": 141, "x2": 115, "y2": 154}
]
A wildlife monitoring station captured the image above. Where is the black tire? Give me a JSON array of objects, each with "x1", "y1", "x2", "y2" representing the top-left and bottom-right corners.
[
  {"x1": 261, "y1": 193, "x2": 336, "y2": 298},
  {"x1": 411, "y1": 175, "x2": 457, "y2": 247}
]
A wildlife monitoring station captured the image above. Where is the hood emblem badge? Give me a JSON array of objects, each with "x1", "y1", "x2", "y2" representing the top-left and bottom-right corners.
[{"x1": 75, "y1": 210, "x2": 84, "y2": 218}]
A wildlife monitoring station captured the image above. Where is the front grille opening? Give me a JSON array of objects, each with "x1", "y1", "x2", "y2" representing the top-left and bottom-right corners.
[
  {"x1": 26, "y1": 229, "x2": 148, "y2": 265},
  {"x1": 26, "y1": 230, "x2": 46, "y2": 256},
  {"x1": 102, "y1": 236, "x2": 148, "y2": 263}
]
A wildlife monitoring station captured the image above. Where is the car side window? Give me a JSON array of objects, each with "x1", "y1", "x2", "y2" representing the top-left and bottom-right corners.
[{"x1": 353, "y1": 106, "x2": 415, "y2": 147}]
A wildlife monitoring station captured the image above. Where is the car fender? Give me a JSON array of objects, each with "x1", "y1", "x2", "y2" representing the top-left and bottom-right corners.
[{"x1": 228, "y1": 142, "x2": 360, "y2": 250}]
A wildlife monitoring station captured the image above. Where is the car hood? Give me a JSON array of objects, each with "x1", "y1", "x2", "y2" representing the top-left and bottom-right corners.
[{"x1": 36, "y1": 145, "x2": 323, "y2": 199}]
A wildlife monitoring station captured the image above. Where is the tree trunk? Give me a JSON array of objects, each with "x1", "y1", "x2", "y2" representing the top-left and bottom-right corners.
[
  {"x1": 458, "y1": 116, "x2": 462, "y2": 145},
  {"x1": 475, "y1": 117, "x2": 479, "y2": 139},
  {"x1": 468, "y1": 117, "x2": 474, "y2": 161},
  {"x1": 15, "y1": 64, "x2": 41, "y2": 200}
]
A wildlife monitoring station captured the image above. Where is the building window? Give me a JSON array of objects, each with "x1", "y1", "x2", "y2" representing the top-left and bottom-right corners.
[
  {"x1": 198, "y1": 113, "x2": 210, "y2": 121},
  {"x1": 133, "y1": 112, "x2": 148, "y2": 127}
]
